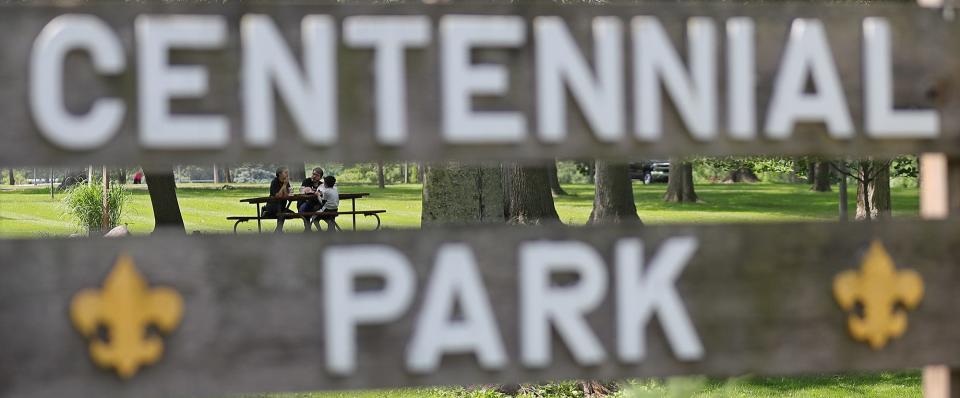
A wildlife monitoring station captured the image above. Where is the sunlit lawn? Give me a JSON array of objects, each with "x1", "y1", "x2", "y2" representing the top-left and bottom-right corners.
[
  {"x1": 256, "y1": 371, "x2": 921, "y2": 398},
  {"x1": 0, "y1": 181, "x2": 918, "y2": 238}
]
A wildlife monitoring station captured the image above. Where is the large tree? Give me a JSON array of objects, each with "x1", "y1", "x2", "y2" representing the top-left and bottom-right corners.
[
  {"x1": 811, "y1": 160, "x2": 832, "y2": 192},
  {"x1": 833, "y1": 159, "x2": 891, "y2": 221},
  {"x1": 289, "y1": 162, "x2": 307, "y2": 183},
  {"x1": 144, "y1": 169, "x2": 185, "y2": 232},
  {"x1": 377, "y1": 162, "x2": 386, "y2": 189},
  {"x1": 856, "y1": 161, "x2": 891, "y2": 220},
  {"x1": 663, "y1": 159, "x2": 698, "y2": 203},
  {"x1": 588, "y1": 160, "x2": 641, "y2": 224},
  {"x1": 223, "y1": 166, "x2": 233, "y2": 183},
  {"x1": 421, "y1": 162, "x2": 505, "y2": 226},
  {"x1": 547, "y1": 160, "x2": 569, "y2": 196},
  {"x1": 504, "y1": 163, "x2": 560, "y2": 225}
]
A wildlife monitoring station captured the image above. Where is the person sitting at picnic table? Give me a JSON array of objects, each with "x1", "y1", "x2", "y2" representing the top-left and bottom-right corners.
[
  {"x1": 298, "y1": 167, "x2": 325, "y2": 231},
  {"x1": 265, "y1": 166, "x2": 292, "y2": 233},
  {"x1": 311, "y1": 175, "x2": 340, "y2": 232}
]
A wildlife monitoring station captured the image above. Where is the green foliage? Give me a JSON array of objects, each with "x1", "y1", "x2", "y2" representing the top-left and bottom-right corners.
[
  {"x1": 59, "y1": 180, "x2": 130, "y2": 233},
  {"x1": 572, "y1": 161, "x2": 594, "y2": 180},
  {"x1": 623, "y1": 377, "x2": 708, "y2": 398},
  {"x1": 692, "y1": 156, "x2": 801, "y2": 183},
  {"x1": 519, "y1": 381, "x2": 585, "y2": 397},
  {"x1": 2, "y1": 168, "x2": 32, "y2": 185},
  {"x1": 320, "y1": 163, "x2": 419, "y2": 185},
  {"x1": 557, "y1": 161, "x2": 593, "y2": 184},
  {"x1": 429, "y1": 386, "x2": 508, "y2": 398},
  {"x1": 891, "y1": 155, "x2": 919, "y2": 178}
]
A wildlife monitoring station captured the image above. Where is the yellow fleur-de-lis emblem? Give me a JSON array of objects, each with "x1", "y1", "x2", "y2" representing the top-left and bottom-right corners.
[
  {"x1": 833, "y1": 241, "x2": 924, "y2": 349},
  {"x1": 70, "y1": 254, "x2": 183, "y2": 378}
]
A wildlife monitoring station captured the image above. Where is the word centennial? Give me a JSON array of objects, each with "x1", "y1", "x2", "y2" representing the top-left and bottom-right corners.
[{"x1": 30, "y1": 12, "x2": 938, "y2": 152}]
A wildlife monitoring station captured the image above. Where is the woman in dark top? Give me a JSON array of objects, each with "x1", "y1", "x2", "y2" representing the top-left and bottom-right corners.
[{"x1": 266, "y1": 167, "x2": 291, "y2": 233}]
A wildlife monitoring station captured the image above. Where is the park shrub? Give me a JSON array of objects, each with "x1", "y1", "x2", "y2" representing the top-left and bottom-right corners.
[
  {"x1": 891, "y1": 176, "x2": 919, "y2": 189},
  {"x1": 60, "y1": 180, "x2": 130, "y2": 234},
  {"x1": 557, "y1": 161, "x2": 594, "y2": 184}
]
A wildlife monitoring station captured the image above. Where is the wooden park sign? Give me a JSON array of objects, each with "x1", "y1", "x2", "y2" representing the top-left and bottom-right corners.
[
  {"x1": 0, "y1": 2, "x2": 955, "y2": 167},
  {"x1": 2, "y1": 221, "x2": 960, "y2": 397},
  {"x1": 3, "y1": 2, "x2": 959, "y2": 397}
]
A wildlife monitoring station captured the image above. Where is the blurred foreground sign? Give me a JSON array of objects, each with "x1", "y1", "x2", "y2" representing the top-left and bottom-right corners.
[
  {"x1": 0, "y1": 2, "x2": 957, "y2": 166},
  {"x1": 2, "y1": 221, "x2": 960, "y2": 397}
]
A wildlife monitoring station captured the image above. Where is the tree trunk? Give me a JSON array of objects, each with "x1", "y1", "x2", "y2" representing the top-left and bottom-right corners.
[
  {"x1": 289, "y1": 162, "x2": 306, "y2": 183},
  {"x1": 213, "y1": 164, "x2": 219, "y2": 184},
  {"x1": 505, "y1": 163, "x2": 561, "y2": 225},
  {"x1": 421, "y1": 162, "x2": 505, "y2": 226},
  {"x1": 838, "y1": 167, "x2": 849, "y2": 222},
  {"x1": 872, "y1": 164, "x2": 891, "y2": 219},
  {"x1": 417, "y1": 163, "x2": 425, "y2": 184},
  {"x1": 856, "y1": 161, "x2": 891, "y2": 220},
  {"x1": 812, "y1": 161, "x2": 832, "y2": 192},
  {"x1": 144, "y1": 169, "x2": 185, "y2": 232},
  {"x1": 403, "y1": 163, "x2": 409, "y2": 184},
  {"x1": 547, "y1": 160, "x2": 569, "y2": 196},
  {"x1": 57, "y1": 169, "x2": 87, "y2": 190},
  {"x1": 663, "y1": 159, "x2": 698, "y2": 203},
  {"x1": 588, "y1": 161, "x2": 641, "y2": 225},
  {"x1": 377, "y1": 162, "x2": 386, "y2": 189},
  {"x1": 807, "y1": 161, "x2": 816, "y2": 185},
  {"x1": 223, "y1": 166, "x2": 233, "y2": 183},
  {"x1": 101, "y1": 166, "x2": 110, "y2": 232},
  {"x1": 8, "y1": 169, "x2": 14, "y2": 185},
  {"x1": 722, "y1": 167, "x2": 760, "y2": 183}
]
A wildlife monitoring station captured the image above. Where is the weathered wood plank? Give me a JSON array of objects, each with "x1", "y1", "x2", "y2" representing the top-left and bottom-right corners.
[
  {"x1": 2, "y1": 220, "x2": 960, "y2": 397},
  {"x1": 0, "y1": 2, "x2": 956, "y2": 167}
]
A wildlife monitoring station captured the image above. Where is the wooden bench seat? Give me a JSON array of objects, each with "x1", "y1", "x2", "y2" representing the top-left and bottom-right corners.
[{"x1": 228, "y1": 210, "x2": 386, "y2": 233}]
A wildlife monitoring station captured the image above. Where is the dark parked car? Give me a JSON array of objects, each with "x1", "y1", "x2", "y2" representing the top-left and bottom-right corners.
[{"x1": 629, "y1": 160, "x2": 670, "y2": 184}]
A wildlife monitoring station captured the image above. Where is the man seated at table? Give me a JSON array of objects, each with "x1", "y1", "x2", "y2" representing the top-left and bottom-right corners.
[
  {"x1": 265, "y1": 166, "x2": 292, "y2": 233},
  {"x1": 298, "y1": 167, "x2": 324, "y2": 231}
]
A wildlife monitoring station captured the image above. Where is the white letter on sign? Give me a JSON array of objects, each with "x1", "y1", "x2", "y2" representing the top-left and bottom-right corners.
[
  {"x1": 535, "y1": 16, "x2": 624, "y2": 143},
  {"x1": 137, "y1": 15, "x2": 228, "y2": 148},
  {"x1": 441, "y1": 16, "x2": 527, "y2": 143},
  {"x1": 765, "y1": 19, "x2": 853, "y2": 139},
  {"x1": 863, "y1": 18, "x2": 939, "y2": 138},
  {"x1": 521, "y1": 241, "x2": 608, "y2": 368},
  {"x1": 633, "y1": 17, "x2": 718, "y2": 141},
  {"x1": 30, "y1": 15, "x2": 126, "y2": 150},
  {"x1": 324, "y1": 245, "x2": 415, "y2": 375},
  {"x1": 726, "y1": 18, "x2": 756, "y2": 140},
  {"x1": 406, "y1": 244, "x2": 507, "y2": 373},
  {"x1": 345, "y1": 16, "x2": 431, "y2": 146},
  {"x1": 242, "y1": 15, "x2": 337, "y2": 147},
  {"x1": 616, "y1": 237, "x2": 703, "y2": 362}
]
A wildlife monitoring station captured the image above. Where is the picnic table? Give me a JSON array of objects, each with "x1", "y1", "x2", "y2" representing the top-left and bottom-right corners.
[{"x1": 227, "y1": 192, "x2": 385, "y2": 233}]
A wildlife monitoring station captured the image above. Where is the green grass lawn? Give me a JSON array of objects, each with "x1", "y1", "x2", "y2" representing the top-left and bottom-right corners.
[
  {"x1": 0, "y1": 181, "x2": 918, "y2": 237},
  {"x1": 255, "y1": 372, "x2": 921, "y2": 398},
  {"x1": 0, "y1": 181, "x2": 923, "y2": 397}
]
